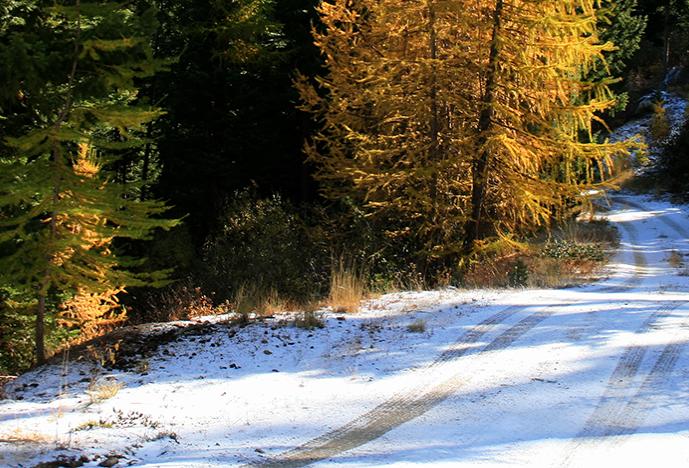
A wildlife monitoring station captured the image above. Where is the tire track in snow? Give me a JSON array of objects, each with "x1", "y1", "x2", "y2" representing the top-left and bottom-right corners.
[
  {"x1": 612, "y1": 196, "x2": 689, "y2": 240},
  {"x1": 595, "y1": 218, "x2": 645, "y2": 293},
  {"x1": 246, "y1": 202, "x2": 648, "y2": 467},
  {"x1": 559, "y1": 300, "x2": 689, "y2": 467},
  {"x1": 560, "y1": 197, "x2": 689, "y2": 465}
]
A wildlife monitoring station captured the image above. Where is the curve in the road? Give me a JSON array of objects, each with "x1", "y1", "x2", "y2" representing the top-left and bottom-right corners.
[{"x1": 246, "y1": 201, "x2": 649, "y2": 467}]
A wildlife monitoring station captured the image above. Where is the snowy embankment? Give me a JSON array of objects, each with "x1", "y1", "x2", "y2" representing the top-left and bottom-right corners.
[
  {"x1": 611, "y1": 92, "x2": 687, "y2": 172},
  {"x1": 3, "y1": 106, "x2": 689, "y2": 467}
]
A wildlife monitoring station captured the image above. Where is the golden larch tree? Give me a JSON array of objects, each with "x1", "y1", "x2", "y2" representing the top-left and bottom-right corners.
[{"x1": 298, "y1": 0, "x2": 640, "y2": 268}]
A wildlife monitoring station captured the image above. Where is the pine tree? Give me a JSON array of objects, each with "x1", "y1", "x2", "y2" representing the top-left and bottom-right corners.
[
  {"x1": 0, "y1": 1, "x2": 179, "y2": 365},
  {"x1": 299, "y1": 0, "x2": 641, "y2": 269},
  {"x1": 593, "y1": 0, "x2": 646, "y2": 111},
  {"x1": 598, "y1": 0, "x2": 647, "y2": 77}
]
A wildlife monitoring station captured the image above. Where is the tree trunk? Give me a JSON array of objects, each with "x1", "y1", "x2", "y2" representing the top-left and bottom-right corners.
[
  {"x1": 465, "y1": 0, "x2": 504, "y2": 250},
  {"x1": 664, "y1": 2, "x2": 671, "y2": 75},
  {"x1": 141, "y1": 123, "x2": 153, "y2": 201},
  {"x1": 35, "y1": 289, "x2": 46, "y2": 365},
  {"x1": 427, "y1": 1, "x2": 441, "y2": 251}
]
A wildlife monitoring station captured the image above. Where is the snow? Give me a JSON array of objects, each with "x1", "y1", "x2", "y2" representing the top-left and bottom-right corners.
[
  {"x1": 3, "y1": 193, "x2": 689, "y2": 467},
  {"x1": 3, "y1": 106, "x2": 689, "y2": 467},
  {"x1": 611, "y1": 92, "x2": 687, "y2": 172}
]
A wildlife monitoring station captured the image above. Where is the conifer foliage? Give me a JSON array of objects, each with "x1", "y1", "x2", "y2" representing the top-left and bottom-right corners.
[
  {"x1": 298, "y1": 0, "x2": 640, "y2": 268},
  {"x1": 0, "y1": 1, "x2": 178, "y2": 365}
]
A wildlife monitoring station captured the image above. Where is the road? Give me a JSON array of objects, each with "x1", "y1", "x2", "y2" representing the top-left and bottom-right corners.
[{"x1": 249, "y1": 195, "x2": 689, "y2": 467}]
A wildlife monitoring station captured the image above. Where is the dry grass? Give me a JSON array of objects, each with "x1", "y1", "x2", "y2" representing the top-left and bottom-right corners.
[
  {"x1": 462, "y1": 253, "x2": 520, "y2": 288},
  {"x1": 329, "y1": 260, "x2": 366, "y2": 313},
  {"x1": 556, "y1": 219, "x2": 619, "y2": 245},
  {"x1": 232, "y1": 284, "x2": 290, "y2": 322},
  {"x1": 0, "y1": 375, "x2": 15, "y2": 400},
  {"x1": 86, "y1": 380, "x2": 123, "y2": 404},
  {"x1": 146, "y1": 278, "x2": 217, "y2": 323},
  {"x1": 0, "y1": 428, "x2": 51, "y2": 444},
  {"x1": 463, "y1": 254, "x2": 605, "y2": 289},
  {"x1": 463, "y1": 219, "x2": 616, "y2": 289},
  {"x1": 407, "y1": 319, "x2": 426, "y2": 333},
  {"x1": 668, "y1": 250, "x2": 684, "y2": 268},
  {"x1": 73, "y1": 419, "x2": 114, "y2": 431},
  {"x1": 294, "y1": 310, "x2": 325, "y2": 330},
  {"x1": 526, "y1": 258, "x2": 600, "y2": 288},
  {"x1": 650, "y1": 103, "x2": 671, "y2": 142}
]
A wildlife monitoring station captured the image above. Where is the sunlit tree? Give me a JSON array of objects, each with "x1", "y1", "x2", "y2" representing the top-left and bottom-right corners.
[{"x1": 299, "y1": 0, "x2": 640, "y2": 268}]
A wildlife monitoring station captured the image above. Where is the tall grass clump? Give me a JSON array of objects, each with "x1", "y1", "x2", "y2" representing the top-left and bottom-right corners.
[{"x1": 329, "y1": 259, "x2": 366, "y2": 313}]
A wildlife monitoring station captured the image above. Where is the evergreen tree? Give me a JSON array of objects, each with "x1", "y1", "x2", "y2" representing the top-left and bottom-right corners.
[
  {"x1": 299, "y1": 0, "x2": 640, "y2": 269},
  {"x1": 598, "y1": 1, "x2": 647, "y2": 77},
  {"x1": 594, "y1": 0, "x2": 646, "y2": 111},
  {"x1": 0, "y1": 0, "x2": 179, "y2": 365}
]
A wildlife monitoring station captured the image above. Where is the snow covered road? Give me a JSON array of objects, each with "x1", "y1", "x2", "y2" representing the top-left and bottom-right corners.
[
  {"x1": 248, "y1": 195, "x2": 689, "y2": 468},
  {"x1": 3, "y1": 194, "x2": 689, "y2": 467}
]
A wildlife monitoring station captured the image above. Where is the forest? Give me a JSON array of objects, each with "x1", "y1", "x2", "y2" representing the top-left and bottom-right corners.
[{"x1": 1, "y1": 0, "x2": 689, "y2": 376}]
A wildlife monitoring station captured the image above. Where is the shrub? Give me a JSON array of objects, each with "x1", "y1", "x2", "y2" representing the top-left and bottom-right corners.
[
  {"x1": 202, "y1": 191, "x2": 329, "y2": 304},
  {"x1": 407, "y1": 319, "x2": 426, "y2": 333},
  {"x1": 507, "y1": 259, "x2": 529, "y2": 287},
  {"x1": 668, "y1": 250, "x2": 684, "y2": 268},
  {"x1": 541, "y1": 240, "x2": 605, "y2": 262},
  {"x1": 650, "y1": 102, "x2": 671, "y2": 143}
]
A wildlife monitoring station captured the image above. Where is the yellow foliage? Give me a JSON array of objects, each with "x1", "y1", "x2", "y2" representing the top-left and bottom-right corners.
[
  {"x1": 53, "y1": 143, "x2": 127, "y2": 344},
  {"x1": 298, "y1": 0, "x2": 642, "y2": 262},
  {"x1": 59, "y1": 288, "x2": 126, "y2": 343}
]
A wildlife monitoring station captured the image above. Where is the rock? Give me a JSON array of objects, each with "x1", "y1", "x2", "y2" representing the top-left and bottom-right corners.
[
  {"x1": 663, "y1": 66, "x2": 684, "y2": 88},
  {"x1": 635, "y1": 90, "x2": 675, "y2": 116},
  {"x1": 34, "y1": 454, "x2": 89, "y2": 467},
  {"x1": 99, "y1": 455, "x2": 123, "y2": 467},
  {"x1": 263, "y1": 349, "x2": 272, "y2": 355}
]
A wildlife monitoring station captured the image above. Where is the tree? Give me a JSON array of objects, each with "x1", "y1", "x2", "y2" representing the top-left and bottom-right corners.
[
  {"x1": 145, "y1": 0, "x2": 322, "y2": 247},
  {"x1": 0, "y1": 1, "x2": 179, "y2": 365},
  {"x1": 299, "y1": 0, "x2": 640, "y2": 271},
  {"x1": 598, "y1": 1, "x2": 647, "y2": 77},
  {"x1": 593, "y1": 1, "x2": 646, "y2": 111},
  {"x1": 637, "y1": 0, "x2": 689, "y2": 72}
]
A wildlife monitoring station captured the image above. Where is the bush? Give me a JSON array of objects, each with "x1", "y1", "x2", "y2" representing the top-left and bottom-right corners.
[
  {"x1": 650, "y1": 102, "x2": 671, "y2": 143},
  {"x1": 507, "y1": 259, "x2": 529, "y2": 287},
  {"x1": 541, "y1": 240, "x2": 605, "y2": 262},
  {"x1": 202, "y1": 191, "x2": 328, "y2": 305}
]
